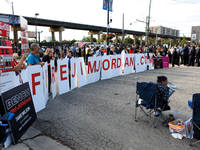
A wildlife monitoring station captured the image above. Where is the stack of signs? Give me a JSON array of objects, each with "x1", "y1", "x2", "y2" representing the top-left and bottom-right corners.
[
  {"x1": 0, "y1": 82, "x2": 37, "y2": 144},
  {"x1": 0, "y1": 21, "x2": 13, "y2": 70},
  {"x1": 21, "y1": 32, "x2": 29, "y2": 55}
]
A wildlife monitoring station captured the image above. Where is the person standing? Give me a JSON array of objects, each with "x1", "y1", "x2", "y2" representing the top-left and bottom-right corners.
[
  {"x1": 196, "y1": 45, "x2": 200, "y2": 67},
  {"x1": 182, "y1": 44, "x2": 189, "y2": 65},
  {"x1": 188, "y1": 45, "x2": 195, "y2": 66},
  {"x1": 27, "y1": 43, "x2": 45, "y2": 67},
  {"x1": 172, "y1": 47, "x2": 178, "y2": 67},
  {"x1": 42, "y1": 48, "x2": 52, "y2": 98}
]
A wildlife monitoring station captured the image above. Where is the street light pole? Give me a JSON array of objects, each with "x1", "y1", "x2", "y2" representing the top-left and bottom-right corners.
[
  {"x1": 35, "y1": 13, "x2": 39, "y2": 43},
  {"x1": 5, "y1": 0, "x2": 16, "y2": 53},
  {"x1": 107, "y1": 0, "x2": 110, "y2": 46}
]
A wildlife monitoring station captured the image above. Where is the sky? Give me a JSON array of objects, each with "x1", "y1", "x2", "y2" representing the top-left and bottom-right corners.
[{"x1": 1, "y1": 0, "x2": 200, "y2": 41}]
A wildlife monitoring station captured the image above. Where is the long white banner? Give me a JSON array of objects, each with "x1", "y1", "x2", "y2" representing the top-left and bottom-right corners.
[{"x1": 0, "y1": 53, "x2": 154, "y2": 113}]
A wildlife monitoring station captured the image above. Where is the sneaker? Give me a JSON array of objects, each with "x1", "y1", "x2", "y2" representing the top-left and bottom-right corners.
[
  {"x1": 48, "y1": 93, "x2": 52, "y2": 98},
  {"x1": 154, "y1": 110, "x2": 161, "y2": 116}
]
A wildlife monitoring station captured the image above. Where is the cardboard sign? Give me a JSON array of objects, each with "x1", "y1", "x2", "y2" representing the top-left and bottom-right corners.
[
  {"x1": 123, "y1": 54, "x2": 134, "y2": 75},
  {"x1": 20, "y1": 16, "x2": 28, "y2": 31},
  {"x1": 154, "y1": 57, "x2": 163, "y2": 69},
  {"x1": 135, "y1": 54, "x2": 146, "y2": 73},
  {"x1": 149, "y1": 53, "x2": 154, "y2": 70},
  {"x1": 57, "y1": 59, "x2": 69, "y2": 95},
  {"x1": 101, "y1": 55, "x2": 111, "y2": 80},
  {"x1": 162, "y1": 57, "x2": 169, "y2": 68},
  {"x1": 0, "y1": 71, "x2": 15, "y2": 94},
  {"x1": 21, "y1": 32, "x2": 29, "y2": 55},
  {"x1": 50, "y1": 60, "x2": 56, "y2": 99},
  {"x1": 77, "y1": 57, "x2": 87, "y2": 87},
  {"x1": 87, "y1": 56, "x2": 101, "y2": 84},
  {"x1": 43, "y1": 63, "x2": 48, "y2": 104},
  {"x1": 27, "y1": 65, "x2": 46, "y2": 113},
  {"x1": 0, "y1": 21, "x2": 10, "y2": 38},
  {"x1": 0, "y1": 40, "x2": 14, "y2": 70},
  {"x1": 110, "y1": 55, "x2": 122, "y2": 77},
  {"x1": 71, "y1": 58, "x2": 77, "y2": 90},
  {"x1": 0, "y1": 82, "x2": 37, "y2": 144}
]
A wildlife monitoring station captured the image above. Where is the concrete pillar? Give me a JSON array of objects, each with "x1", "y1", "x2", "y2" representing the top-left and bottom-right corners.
[
  {"x1": 98, "y1": 33, "x2": 100, "y2": 44},
  {"x1": 116, "y1": 35, "x2": 118, "y2": 43},
  {"x1": 49, "y1": 27, "x2": 65, "y2": 43},
  {"x1": 51, "y1": 32, "x2": 55, "y2": 43},
  {"x1": 133, "y1": 35, "x2": 137, "y2": 45},
  {"x1": 59, "y1": 31, "x2": 62, "y2": 43},
  {"x1": 90, "y1": 34, "x2": 93, "y2": 44},
  {"x1": 161, "y1": 38, "x2": 164, "y2": 46},
  {"x1": 169, "y1": 39, "x2": 173, "y2": 46},
  {"x1": 140, "y1": 36, "x2": 143, "y2": 45}
]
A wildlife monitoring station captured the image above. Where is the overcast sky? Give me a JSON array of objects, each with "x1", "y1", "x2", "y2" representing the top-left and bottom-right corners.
[{"x1": 1, "y1": 0, "x2": 200, "y2": 41}]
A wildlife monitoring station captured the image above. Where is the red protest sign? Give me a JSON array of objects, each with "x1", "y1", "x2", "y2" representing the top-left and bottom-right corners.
[
  {"x1": 0, "y1": 40, "x2": 14, "y2": 70},
  {"x1": 0, "y1": 21, "x2": 10, "y2": 38},
  {"x1": 21, "y1": 32, "x2": 29, "y2": 55}
]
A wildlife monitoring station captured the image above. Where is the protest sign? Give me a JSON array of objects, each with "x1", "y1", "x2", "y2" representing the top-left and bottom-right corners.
[
  {"x1": 50, "y1": 60, "x2": 56, "y2": 99},
  {"x1": 71, "y1": 58, "x2": 77, "y2": 90},
  {"x1": 21, "y1": 32, "x2": 29, "y2": 55},
  {"x1": 135, "y1": 54, "x2": 146, "y2": 73},
  {"x1": 123, "y1": 54, "x2": 134, "y2": 75},
  {"x1": 154, "y1": 57, "x2": 163, "y2": 69},
  {"x1": 57, "y1": 59, "x2": 69, "y2": 95},
  {"x1": 43, "y1": 62, "x2": 48, "y2": 104},
  {"x1": 0, "y1": 82, "x2": 37, "y2": 144},
  {"x1": 77, "y1": 57, "x2": 87, "y2": 87},
  {"x1": 0, "y1": 40, "x2": 14, "y2": 70},
  {"x1": 0, "y1": 21, "x2": 10, "y2": 38},
  {"x1": 110, "y1": 55, "x2": 122, "y2": 77},
  {"x1": 162, "y1": 57, "x2": 169, "y2": 68},
  {"x1": 101, "y1": 55, "x2": 111, "y2": 80}
]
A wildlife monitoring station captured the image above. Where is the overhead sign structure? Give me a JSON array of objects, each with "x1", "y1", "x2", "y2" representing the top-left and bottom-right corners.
[
  {"x1": 0, "y1": 82, "x2": 37, "y2": 144},
  {"x1": 0, "y1": 40, "x2": 14, "y2": 70},
  {"x1": 0, "y1": 21, "x2": 10, "y2": 38},
  {"x1": 25, "y1": 31, "x2": 36, "y2": 38},
  {"x1": 21, "y1": 32, "x2": 29, "y2": 55},
  {"x1": 103, "y1": 0, "x2": 113, "y2": 12}
]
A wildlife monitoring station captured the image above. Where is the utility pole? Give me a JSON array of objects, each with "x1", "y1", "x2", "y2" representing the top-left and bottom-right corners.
[
  {"x1": 107, "y1": 0, "x2": 110, "y2": 46},
  {"x1": 146, "y1": 0, "x2": 152, "y2": 46},
  {"x1": 122, "y1": 13, "x2": 124, "y2": 44}
]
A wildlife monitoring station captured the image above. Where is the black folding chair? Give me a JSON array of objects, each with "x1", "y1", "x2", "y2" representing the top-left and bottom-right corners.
[
  {"x1": 135, "y1": 82, "x2": 167, "y2": 128},
  {"x1": 190, "y1": 93, "x2": 200, "y2": 146}
]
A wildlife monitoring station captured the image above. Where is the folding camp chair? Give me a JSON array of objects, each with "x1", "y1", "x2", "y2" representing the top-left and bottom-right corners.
[
  {"x1": 0, "y1": 112, "x2": 15, "y2": 150},
  {"x1": 190, "y1": 93, "x2": 200, "y2": 146},
  {"x1": 135, "y1": 82, "x2": 167, "y2": 128}
]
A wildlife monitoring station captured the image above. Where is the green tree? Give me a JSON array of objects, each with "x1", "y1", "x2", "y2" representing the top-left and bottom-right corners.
[
  {"x1": 181, "y1": 35, "x2": 186, "y2": 46},
  {"x1": 82, "y1": 36, "x2": 90, "y2": 42},
  {"x1": 100, "y1": 34, "x2": 107, "y2": 42},
  {"x1": 157, "y1": 40, "x2": 161, "y2": 46},
  {"x1": 41, "y1": 40, "x2": 47, "y2": 43},
  {"x1": 62, "y1": 40, "x2": 69, "y2": 43},
  {"x1": 114, "y1": 37, "x2": 122, "y2": 43},
  {"x1": 150, "y1": 39, "x2": 155, "y2": 44},
  {"x1": 93, "y1": 38, "x2": 97, "y2": 42},
  {"x1": 164, "y1": 41, "x2": 170, "y2": 46},
  {"x1": 125, "y1": 36, "x2": 133, "y2": 44},
  {"x1": 70, "y1": 39, "x2": 76, "y2": 43}
]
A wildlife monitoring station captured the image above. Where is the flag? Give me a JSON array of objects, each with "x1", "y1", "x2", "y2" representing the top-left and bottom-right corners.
[
  {"x1": 78, "y1": 41, "x2": 86, "y2": 47},
  {"x1": 103, "y1": 0, "x2": 113, "y2": 12}
]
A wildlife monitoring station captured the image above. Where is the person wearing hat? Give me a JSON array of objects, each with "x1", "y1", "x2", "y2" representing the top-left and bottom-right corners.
[{"x1": 95, "y1": 46, "x2": 104, "y2": 56}]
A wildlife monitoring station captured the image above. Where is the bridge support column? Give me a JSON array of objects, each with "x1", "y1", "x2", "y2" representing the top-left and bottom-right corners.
[
  {"x1": 161, "y1": 38, "x2": 164, "y2": 46},
  {"x1": 11, "y1": 25, "x2": 23, "y2": 53},
  {"x1": 49, "y1": 27, "x2": 65, "y2": 43},
  {"x1": 115, "y1": 35, "x2": 118, "y2": 43},
  {"x1": 140, "y1": 36, "x2": 143, "y2": 45},
  {"x1": 133, "y1": 35, "x2": 138, "y2": 45},
  {"x1": 88, "y1": 31, "x2": 103, "y2": 44}
]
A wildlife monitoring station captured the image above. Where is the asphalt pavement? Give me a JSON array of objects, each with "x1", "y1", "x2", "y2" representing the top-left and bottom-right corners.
[{"x1": 4, "y1": 64, "x2": 200, "y2": 150}]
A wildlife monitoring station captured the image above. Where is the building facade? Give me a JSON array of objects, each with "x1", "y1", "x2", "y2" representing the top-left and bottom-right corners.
[
  {"x1": 191, "y1": 26, "x2": 200, "y2": 44},
  {"x1": 149, "y1": 25, "x2": 179, "y2": 37}
]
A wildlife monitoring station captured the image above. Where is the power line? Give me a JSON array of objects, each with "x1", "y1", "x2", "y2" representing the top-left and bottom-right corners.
[{"x1": 172, "y1": 0, "x2": 200, "y2": 5}]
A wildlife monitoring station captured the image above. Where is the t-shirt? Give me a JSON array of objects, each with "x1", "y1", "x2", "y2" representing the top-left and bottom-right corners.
[{"x1": 27, "y1": 52, "x2": 39, "y2": 66}]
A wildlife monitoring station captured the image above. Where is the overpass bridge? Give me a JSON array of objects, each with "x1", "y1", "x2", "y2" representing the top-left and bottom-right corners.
[{"x1": 0, "y1": 13, "x2": 190, "y2": 45}]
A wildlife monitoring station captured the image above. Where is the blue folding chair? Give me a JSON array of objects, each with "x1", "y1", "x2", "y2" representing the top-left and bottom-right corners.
[
  {"x1": 190, "y1": 93, "x2": 200, "y2": 146},
  {"x1": 0, "y1": 112, "x2": 15, "y2": 150},
  {"x1": 135, "y1": 82, "x2": 167, "y2": 128}
]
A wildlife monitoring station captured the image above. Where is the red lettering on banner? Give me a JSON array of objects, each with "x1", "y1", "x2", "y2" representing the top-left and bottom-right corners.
[
  {"x1": 145, "y1": 56, "x2": 147, "y2": 64},
  {"x1": 32, "y1": 72, "x2": 40, "y2": 95},
  {"x1": 60, "y1": 65, "x2": 67, "y2": 81},
  {"x1": 111, "y1": 58, "x2": 116, "y2": 69},
  {"x1": 130, "y1": 57, "x2": 134, "y2": 66},
  {"x1": 80, "y1": 62, "x2": 83, "y2": 75},
  {"x1": 149, "y1": 56, "x2": 154, "y2": 63},
  {"x1": 88, "y1": 61, "x2": 96, "y2": 74},
  {"x1": 117, "y1": 58, "x2": 121, "y2": 68},
  {"x1": 72, "y1": 63, "x2": 76, "y2": 77},
  {"x1": 52, "y1": 66, "x2": 55, "y2": 84},
  {"x1": 124, "y1": 57, "x2": 129, "y2": 67},
  {"x1": 140, "y1": 56, "x2": 144, "y2": 65},
  {"x1": 45, "y1": 70, "x2": 47, "y2": 88},
  {"x1": 96, "y1": 60, "x2": 101, "y2": 72},
  {"x1": 102, "y1": 59, "x2": 110, "y2": 71}
]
